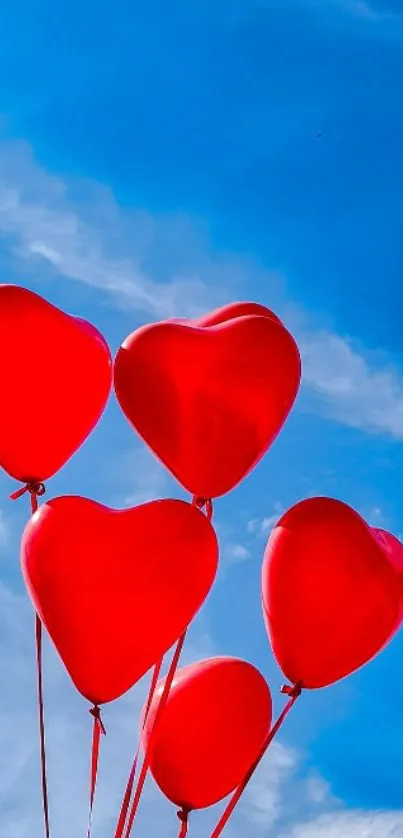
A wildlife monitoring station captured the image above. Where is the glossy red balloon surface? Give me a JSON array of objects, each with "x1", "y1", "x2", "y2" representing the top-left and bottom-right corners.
[
  {"x1": 114, "y1": 302, "x2": 301, "y2": 499},
  {"x1": 143, "y1": 657, "x2": 272, "y2": 810},
  {"x1": 21, "y1": 497, "x2": 218, "y2": 704},
  {"x1": 0, "y1": 285, "x2": 112, "y2": 482},
  {"x1": 262, "y1": 497, "x2": 403, "y2": 689}
]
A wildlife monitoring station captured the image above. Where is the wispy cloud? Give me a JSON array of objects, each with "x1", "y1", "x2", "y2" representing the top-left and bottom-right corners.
[
  {"x1": 288, "y1": 810, "x2": 403, "y2": 837},
  {"x1": 300, "y1": 328, "x2": 403, "y2": 438},
  {"x1": 248, "y1": 503, "x2": 284, "y2": 539},
  {"x1": 306, "y1": 775, "x2": 333, "y2": 805},
  {"x1": 0, "y1": 139, "x2": 232, "y2": 320},
  {"x1": 116, "y1": 446, "x2": 176, "y2": 507},
  {"x1": 226, "y1": 543, "x2": 251, "y2": 564},
  {"x1": 245, "y1": 742, "x2": 298, "y2": 828}
]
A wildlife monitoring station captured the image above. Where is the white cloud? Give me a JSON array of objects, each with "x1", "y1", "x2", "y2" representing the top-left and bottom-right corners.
[
  {"x1": 260, "y1": 515, "x2": 279, "y2": 534},
  {"x1": 244, "y1": 742, "x2": 298, "y2": 828},
  {"x1": 118, "y1": 446, "x2": 175, "y2": 507},
  {"x1": 0, "y1": 139, "x2": 232, "y2": 320},
  {"x1": 300, "y1": 328, "x2": 403, "y2": 438},
  {"x1": 306, "y1": 775, "x2": 332, "y2": 805},
  {"x1": 228, "y1": 543, "x2": 251, "y2": 564},
  {"x1": 288, "y1": 811, "x2": 403, "y2": 837},
  {"x1": 248, "y1": 504, "x2": 283, "y2": 538}
]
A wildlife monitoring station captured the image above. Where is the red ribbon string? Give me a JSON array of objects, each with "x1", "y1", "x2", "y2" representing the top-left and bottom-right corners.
[
  {"x1": 210, "y1": 683, "x2": 302, "y2": 838},
  {"x1": 11, "y1": 482, "x2": 50, "y2": 838},
  {"x1": 114, "y1": 659, "x2": 163, "y2": 838},
  {"x1": 87, "y1": 705, "x2": 106, "y2": 838},
  {"x1": 36, "y1": 614, "x2": 50, "y2": 838},
  {"x1": 123, "y1": 632, "x2": 187, "y2": 837},
  {"x1": 177, "y1": 809, "x2": 189, "y2": 838}
]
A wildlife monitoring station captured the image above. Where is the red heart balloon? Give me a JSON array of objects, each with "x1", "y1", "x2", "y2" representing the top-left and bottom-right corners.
[
  {"x1": 114, "y1": 302, "x2": 301, "y2": 499},
  {"x1": 143, "y1": 657, "x2": 272, "y2": 811},
  {"x1": 21, "y1": 497, "x2": 218, "y2": 704},
  {"x1": 0, "y1": 285, "x2": 112, "y2": 482},
  {"x1": 262, "y1": 497, "x2": 403, "y2": 689}
]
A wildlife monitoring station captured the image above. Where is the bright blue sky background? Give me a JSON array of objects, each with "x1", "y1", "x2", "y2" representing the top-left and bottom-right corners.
[{"x1": 1, "y1": 0, "x2": 403, "y2": 836}]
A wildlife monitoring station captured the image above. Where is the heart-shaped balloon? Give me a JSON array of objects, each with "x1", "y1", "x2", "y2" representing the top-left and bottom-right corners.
[
  {"x1": 114, "y1": 302, "x2": 301, "y2": 499},
  {"x1": 143, "y1": 657, "x2": 272, "y2": 811},
  {"x1": 0, "y1": 285, "x2": 112, "y2": 483},
  {"x1": 262, "y1": 497, "x2": 403, "y2": 689},
  {"x1": 21, "y1": 496, "x2": 218, "y2": 704}
]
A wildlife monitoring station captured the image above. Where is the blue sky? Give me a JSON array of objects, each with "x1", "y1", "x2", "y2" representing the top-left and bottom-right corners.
[{"x1": 1, "y1": 0, "x2": 403, "y2": 836}]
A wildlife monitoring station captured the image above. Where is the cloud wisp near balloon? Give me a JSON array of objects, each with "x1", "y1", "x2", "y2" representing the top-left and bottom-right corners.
[
  {"x1": 262, "y1": 497, "x2": 403, "y2": 689},
  {"x1": 21, "y1": 496, "x2": 218, "y2": 705},
  {"x1": 0, "y1": 284, "x2": 112, "y2": 485},
  {"x1": 114, "y1": 302, "x2": 301, "y2": 500}
]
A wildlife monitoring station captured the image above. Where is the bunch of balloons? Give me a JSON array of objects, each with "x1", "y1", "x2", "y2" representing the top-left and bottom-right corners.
[{"x1": 1, "y1": 283, "x2": 402, "y2": 838}]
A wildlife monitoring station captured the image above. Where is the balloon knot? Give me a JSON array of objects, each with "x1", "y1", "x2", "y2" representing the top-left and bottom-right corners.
[
  {"x1": 28, "y1": 481, "x2": 46, "y2": 497},
  {"x1": 192, "y1": 496, "x2": 213, "y2": 521},
  {"x1": 281, "y1": 682, "x2": 303, "y2": 699},
  {"x1": 9, "y1": 481, "x2": 46, "y2": 501},
  {"x1": 89, "y1": 705, "x2": 106, "y2": 735},
  {"x1": 177, "y1": 809, "x2": 189, "y2": 823}
]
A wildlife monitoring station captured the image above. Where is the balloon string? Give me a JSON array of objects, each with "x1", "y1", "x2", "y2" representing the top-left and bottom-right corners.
[
  {"x1": 10, "y1": 483, "x2": 50, "y2": 838},
  {"x1": 210, "y1": 683, "x2": 302, "y2": 838},
  {"x1": 123, "y1": 632, "x2": 187, "y2": 837},
  {"x1": 35, "y1": 613, "x2": 50, "y2": 838},
  {"x1": 87, "y1": 705, "x2": 106, "y2": 838},
  {"x1": 114, "y1": 658, "x2": 164, "y2": 838},
  {"x1": 177, "y1": 809, "x2": 189, "y2": 837}
]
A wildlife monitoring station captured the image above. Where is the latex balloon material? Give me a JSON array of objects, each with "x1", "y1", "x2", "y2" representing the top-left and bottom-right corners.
[
  {"x1": 114, "y1": 302, "x2": 301, "y2": 499},
  {"x1": 143, "y1": 657, "x2": 272, "y2": 811},
  {"x1": 262, "y1": 497, "x2": 403, "y2": 689},
  {"x1": 0, "y1": 285, "x2": 112, "y2": 482},
  {"x1": 21, "y1": 497, "x2": 218, "y2": 704}
]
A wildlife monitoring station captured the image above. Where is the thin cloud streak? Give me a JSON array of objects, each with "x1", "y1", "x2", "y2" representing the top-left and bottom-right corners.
[
  {"x1": 0, "y1": 140, "x2": 228, "y2": 320},
  {"x1": 288, "y1": 810, "x2": 403, "y2": 837},
  {"x1": 300, "y1": 329, "x2": 403, "y2": 438}
]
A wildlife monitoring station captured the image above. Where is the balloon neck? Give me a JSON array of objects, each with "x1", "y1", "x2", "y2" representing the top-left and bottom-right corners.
[
  {"x1": 192, "y1": 496, "x2": 213, "y2": 521},
  {"x1": 89, "y1": 704, "x2": 106, "y2": 736},
  {"x1": 280, "y1": 682, "x2": 303, "y2": 699}
]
